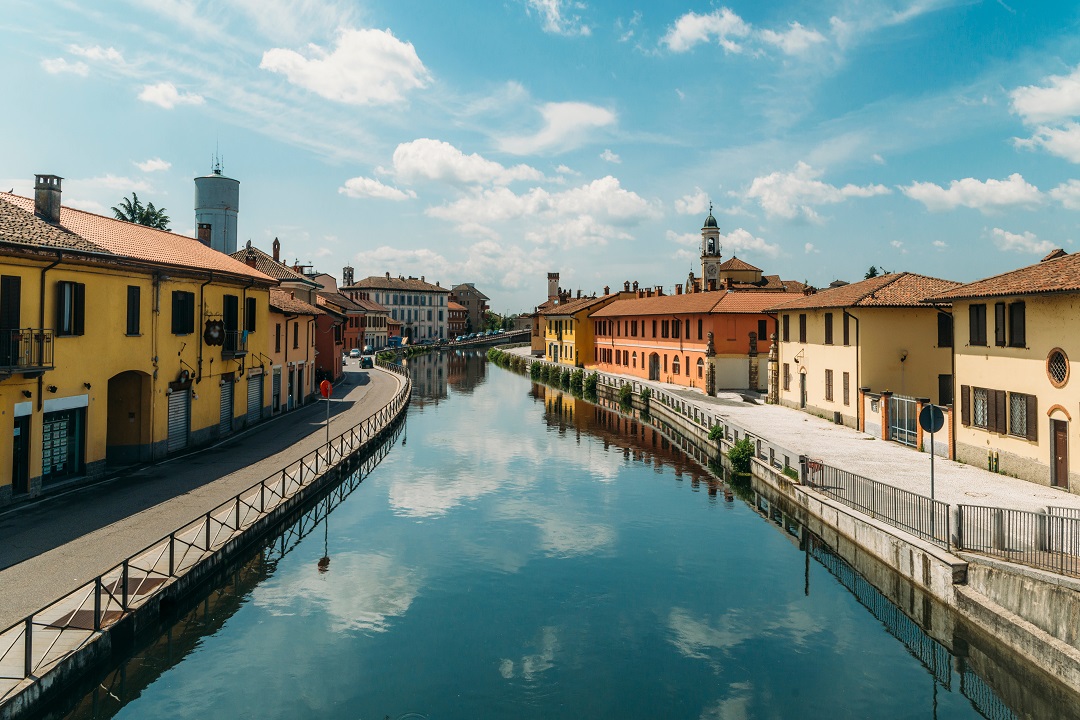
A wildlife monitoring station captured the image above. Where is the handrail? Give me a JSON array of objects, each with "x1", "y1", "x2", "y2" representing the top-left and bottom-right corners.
[{"x1": 0, "y1": 366, "x2": 412, "y2": 703}]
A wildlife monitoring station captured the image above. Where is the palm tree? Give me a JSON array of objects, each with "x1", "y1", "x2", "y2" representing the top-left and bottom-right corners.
[{"x1": 112, "y1": 192, "x2": 171, "y2": 230}]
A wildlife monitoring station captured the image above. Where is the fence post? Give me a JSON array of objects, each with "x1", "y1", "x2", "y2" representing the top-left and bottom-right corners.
[
  {"x1": 169, "y1": 533, "x2": 175, "y2": 576},
  {"x1": 951, "y1": 506, "x2": 961, "y2": 550},
  {"x1": 24, "y1": 616, "x2": 32, "y2": 677},
  {"x1": 260, "y1": 482, "x2": 266, "y2": 513},
  {"x1": 991, "y1": 508, "x2": 1005, "y2": 551},
  {"x1": 799, "y1": 455, "x2": 808, "y2": 484},
  {"x1": 121, "y1": 560, "x2": 129, "y2": 611},
  {"x1": 94, "y1": 576, "x2": 102, "y2": 631},
  {"x1": 205, "y1": 512, "x2": 212, "y2": 550}
]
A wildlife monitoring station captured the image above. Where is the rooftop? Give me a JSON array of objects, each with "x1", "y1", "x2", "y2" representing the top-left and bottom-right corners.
[
  {"x1": 348, "y1": 274, "x2": 449, "y2": 293},
  {"x1": 926, "y1": 250, "x2": 1080, "y2": 302},
  {"x1": 269, "y1": 288, "x2": 321, "y2": 316},
  {"x1": 768, "y1": 272, "x2": 960, "y2": 311}
]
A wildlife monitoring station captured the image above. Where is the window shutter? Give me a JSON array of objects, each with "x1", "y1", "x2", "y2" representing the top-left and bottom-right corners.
[
  {"x1": 994, "y1": 302, "x2": 1006, "y2": 346},
  {"x1": 74, "y1": 283, "x2": 85, "y2": 335},
  {"x1": 1010, "y1": 302, "x2": 1026, "y2": 347},
  {"x1": 960, "y1": 385, "x2": 970, "y2": 426},
  {"x1": 1026, "y1": 394, "x2": 1038, "y2": 441},
  {"x1": 986, "y1": 388, "x2": 997, "y2": 432},
  {"x1": 55, "y1": 282, "x2": 64, "y2": 332},
  {"x1": 994, "y1": 389, "x2": 1007, "y2": 434}
]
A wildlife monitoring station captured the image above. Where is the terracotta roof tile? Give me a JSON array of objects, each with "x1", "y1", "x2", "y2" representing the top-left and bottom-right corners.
[
  {"x1": 1, "y1": 193, "x2": 275, "y2": 283},
  {"x1": 768, "y1": 273, "x2": 959, "y2": 311},
  {"x1": 351, "y1": 297, "x2": 389, "y2": 313},
  {"x1": 448, "y1": 301, "x2": 466, "y2": 311},
  {"x1": 927, "y1": 252, "x2": 1080, "y2": 301},
  {"x1": 539, "y1": 293, "x2": 618, "y2": 316},
  {"x1": 230, "y1": 244, "x2": 318, "y2": 285},
  {"x1": 717, "y1": 256, "x2": 762, "y2": 272},
  {"x1": 592, "y1": 291, "x2": 724, "y2": 317},
  {"x1": 0, "y1": 196, "x2": 110, "y2": 254},
  {"x1": 348, "y1": 275, "x2": 449, "y2": 293},
  {"x1": 269, "y1": 288, "x2": 321, "y2": 315}
]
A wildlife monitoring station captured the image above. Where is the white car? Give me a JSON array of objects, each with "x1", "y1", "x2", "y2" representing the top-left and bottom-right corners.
[{"x1": 349, "y1": 348, "x2": 361, "y2": 358}]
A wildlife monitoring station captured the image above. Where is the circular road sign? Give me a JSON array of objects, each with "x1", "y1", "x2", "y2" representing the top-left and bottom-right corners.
[
  {"x1": 919, "y1": 404, "x2": 945, "y2": 434},
  {"x1": 319, "y1": 380, "x2": 332, "y2": 399}
]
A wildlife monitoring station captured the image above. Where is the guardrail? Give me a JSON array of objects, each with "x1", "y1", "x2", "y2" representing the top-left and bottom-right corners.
[
  {"x1": 956, "y1": 505, "x2": 1080, "y2": 577},
  {"x1": 0, "y1": 364, "x2": 412, "y2": 705}
]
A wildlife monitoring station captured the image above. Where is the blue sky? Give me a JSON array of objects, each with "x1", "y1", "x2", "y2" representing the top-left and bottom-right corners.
[{"x1": 4, "y1": 1, "x2": 1080, "y2": 312}]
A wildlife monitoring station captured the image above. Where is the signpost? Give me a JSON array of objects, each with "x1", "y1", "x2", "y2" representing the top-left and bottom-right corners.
[
  {"x1": 320, "y1": 379, "x2": 332, "y2": 446},
  {"x1": 919, "y1": 403, "x2": 945, "y2": 536}
]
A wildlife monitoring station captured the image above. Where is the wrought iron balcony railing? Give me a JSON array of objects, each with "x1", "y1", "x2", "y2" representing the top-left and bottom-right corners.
[
  {"x1": 222, "y1": 330, "x2": 248, "y2": 358},
  {"x1": 0, "y1": 328, "x2": 55, "y2": 375}
]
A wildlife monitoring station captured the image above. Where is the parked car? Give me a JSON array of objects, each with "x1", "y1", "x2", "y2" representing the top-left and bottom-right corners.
[
  {"x1": 349, "y1": 348, "x2": 361, "y2": 358},
  {"x1": 360, "y1": 356, "x2": 374, "y2": 368}
]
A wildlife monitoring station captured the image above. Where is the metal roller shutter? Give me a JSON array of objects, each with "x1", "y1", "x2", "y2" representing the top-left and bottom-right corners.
[
  {"x1": 219, "y1": 380, "x2": 233, "y2": 435},
  {"x1": 247, "y1": 373, "x2": 263, "y2": 426},
  {"x1": 167, "y1": 389, "x2": 190, "y2": 452}
]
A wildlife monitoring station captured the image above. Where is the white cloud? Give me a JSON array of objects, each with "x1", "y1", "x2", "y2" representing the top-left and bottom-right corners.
[
  {"x1": 260, "y1": 28, "x2": 430, "y2": 106},
  {"x1": 137, "y1": 82, "x2": 205, "y2": 109},
  {"x1": 338, "y1": 176, "x2": 416, "y2": 201},
  {"x1": 759, "y1": 22, "x2": 826, "y2": 55},
  {"x1": 41, "y1": 58, "x2": 88, "y2": 76},
  {"x1": 1014, "y1": 123, "x2": 1080, "y2": 164},
  {"x1": 804, "y1": 242, "x2": 818, "y2": 253},
  {"x1": 135, "y1": 158, "x2": 171, "y2": 173},
  {"x1": 662, "y1": 8, "x2": 751, "y2": 53},
  {"x1": 665, "y1": 230, "x2": 698, "y2": 246},
  {"x1": 525, "y1": 0, "x2": 591, "y2": 37},
  {"x1": 68, "y1": 44, "x2": 124, "y2": 64},
  {"x1": 901, "y1": 173, "x2": 1042, "y2": 212},
  {"x1": 932, "y1": 240, "x2": 948, "y2": 249},
  {"x1": 717, "y1": 228, "x2": 781, "y2": 257},
  {"x1": 616, "y1": 11, "x2": 641, "y2": 42},
  {"x1": 991, "y1": 228, "x2": 1055, "y2": 254},
  {"x1": 599, "y1": 149, "x2": 621, "y2": 164},
  {"x1": 1010, "y1": 65, "x2": 1080, "y2": 125},
  {"x1": 890, "y1": 239, "x2": 908, "y2": 254},
  {"x1": 498, "y1": 102, "x2": 616, "y2": 155},
  {"x1": 85, "y1": 175, "x2": 152, "y2": 192},
  {"x1": 387, "y1": 139, "x2": 544, "y2": 186},
  {"x1": 744, "y1": 162, "x2": 890, "y2": 220},
  {"x1": 675, "y1": 188, "x2": 709, "y2": 215},
  {"x1": 554, "y1": 164, "x2": 577, "y2": 175},
  {"x1": 1050, "y1": 179, "x2": 1080, "y2": 210},
  {"x1": 871, "y1": 153, "x2": 885, "y2": 164}
]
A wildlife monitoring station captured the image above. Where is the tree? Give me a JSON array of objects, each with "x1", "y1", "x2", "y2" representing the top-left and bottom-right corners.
[
  {"x1": 112, "y1": 192, "x2": 171, "y2": 230},
  {"x1": 864, "y1": 265, "x2": 879, "y2": 279}
]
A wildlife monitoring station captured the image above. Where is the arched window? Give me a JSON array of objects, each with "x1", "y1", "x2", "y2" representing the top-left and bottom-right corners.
[
  {"x1": 697, "y1": 358, "x2": 705, "y2": 378},
  {"x1": 632, "y1": 352, "x2": 637, "y2": 368},
  {"x1": 672, "y1": 356, "x2": 681, "y2": 375}
]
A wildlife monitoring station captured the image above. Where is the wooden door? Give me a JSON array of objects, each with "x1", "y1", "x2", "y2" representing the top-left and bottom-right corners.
[{"x1": 1053, "y1": 420, "x2": 1068, "y2": 488}]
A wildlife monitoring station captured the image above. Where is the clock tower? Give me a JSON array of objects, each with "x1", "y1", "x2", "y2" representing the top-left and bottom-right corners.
[{"x1": 701, "y1": 204, "x2": 722, "y2": 290}]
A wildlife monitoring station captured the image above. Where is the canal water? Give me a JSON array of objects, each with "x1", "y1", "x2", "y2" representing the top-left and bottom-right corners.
[{"x1": 48, "y1": 350, "x2": 1038, "y2": 720}]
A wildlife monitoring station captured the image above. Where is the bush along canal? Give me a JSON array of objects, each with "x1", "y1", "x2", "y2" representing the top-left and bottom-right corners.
[{"x1": 29, "y1": 349, "x2": 1077, "y2": 720}]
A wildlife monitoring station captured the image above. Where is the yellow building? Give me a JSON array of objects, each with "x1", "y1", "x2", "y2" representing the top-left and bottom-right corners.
[
  {"x1": 769, "y1": 273, "x2": 959, "y2": 434},
  {"x1": 540, "y1": 290, "x2": 627, "y2": 367},
  {"x1": 0, "y1": 177, "x2": 275, "y2": 507},
  {"x1": 928, "y1": 251, "x2": 1080, "y2": 492}
]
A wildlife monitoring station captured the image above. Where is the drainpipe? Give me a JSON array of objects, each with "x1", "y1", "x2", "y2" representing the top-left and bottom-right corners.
[
  {"x1": 196, "y1": 273, "x2": 213, "y2": 383},
  {"x1": 239, "y1": 277, "x2": 255, "y2": 378},
  {"x1": 845, "y1": 309, "x2": 860, "y2": 430},
  {"x1": 37, "y1": 252, "x2": 62, "y2": 411},
  {"x1": 935, "y1": 306, "x2": 956, "y2": 460}
]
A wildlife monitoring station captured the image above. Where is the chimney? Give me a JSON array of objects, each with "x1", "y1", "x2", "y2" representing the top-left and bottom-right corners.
[
  {"x1": 34, "y1": 174, "x2": 63, "y2": 223},
  {"x1": 421, "y1": 275, "x2": 425, "y2": 283},
  {"x1": 656, "y1": 286, "x2": 664, "y2": 297},
  {"x1": 708, "y1": 279, "x2": 716, "y2": 292},
  {"x1": 603, "y1": 285, "x2": 610, "y2": 295},
  {"x1": 577, "y1": 289, "x2": 582, "y2": 298},
  {"x1": 623, "y1": 281, "x2": 630, "y2": 292},
  {"x1": 245, "y1": 251, "x2": 257, "y2": 269},
  {"x1": 272, "y1": 237, "x2": 280, "y2": 262},
  {"x1": 386, "y1": 271, "x2": 391, "y2": 279},
  {"x1": 638, "y1": 290, "x2": 644, "y2": 298},
  {"x1": 676, "y1": 284, "x2": 682, "y2": 295},
  {"x1": 725, "y1": 277, "x2": 734, "y2": 289},
  {"x1": 632, "y1": 280, "x2": 639, "y2": 291}
]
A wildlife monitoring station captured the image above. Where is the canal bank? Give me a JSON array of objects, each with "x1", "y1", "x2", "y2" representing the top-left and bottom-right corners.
[
  {"x1": 511, "y1": 348, "x2": 1080, "y2": 701},
  {"x1": 0, "y1": 363, "x2": 411, "y2": 719}
]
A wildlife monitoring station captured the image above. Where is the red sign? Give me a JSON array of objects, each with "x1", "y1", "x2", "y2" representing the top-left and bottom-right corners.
[{"x1": 319, "y1": 380, "x2": 332, "y2": 399}]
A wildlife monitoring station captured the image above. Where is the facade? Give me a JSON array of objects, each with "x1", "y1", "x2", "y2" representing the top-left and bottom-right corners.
[
  {"x1": 591, "y1": 287, "x2": 780, "y2": 392},
  {"x1": 448, "y1": 301, "x2": 467, "y2": 337},
  {"x1": 267, "y1": 289, "x2": 320, "y2": 413},
  {"x1": 769, "y1": 273, "x2": 959, "y2": 431},
  {"x1": 345, "y1": 273, "x2": 450, "y2": 341},
  {"x1": 541, "y1": 290, "x2": 630, "y2": 367},
  {"x1": 339, "y1": 281, "x2": 391, "y2": 351},
  {"x1": 450, "y1": 283, "x2": 490, "y2": 332},
  {"x1": 0, "y1": 178, "x2": 275, "y2": 507},
  {"x1": 928, "y1": 251, "x2": 1080, "y2": 491},
  {"x1": 313, "y1": 297, "x2": 346, "y2": 381}
]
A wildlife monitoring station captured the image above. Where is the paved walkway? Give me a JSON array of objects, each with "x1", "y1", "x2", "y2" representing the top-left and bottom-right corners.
[
  {"x1": 0, "y1": 362, "x2": 402, "y2": 630},
  {"x1": 508, "y1": 348, "x2": 1080, "y2": 516}
]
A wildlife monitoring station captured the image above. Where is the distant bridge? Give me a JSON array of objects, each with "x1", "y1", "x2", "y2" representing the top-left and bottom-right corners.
[{"x1": 449, "y1": 328, "x2": 530, "y2": 348}]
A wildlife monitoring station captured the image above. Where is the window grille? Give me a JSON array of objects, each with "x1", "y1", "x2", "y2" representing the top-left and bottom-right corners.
[
  {"x1": 1048, "y1": 349, "x2": 1068, "y2": 387},
  {"x1": 973, "y1": 387, "x2": 988, "y2": 428},
  {"x1": 1009, "y1": 393, "x2": 1027, "y2": 438}
]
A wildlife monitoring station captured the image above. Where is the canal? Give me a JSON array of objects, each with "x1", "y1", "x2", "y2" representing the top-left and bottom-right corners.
[{"x1": 41, "y1": 350, "x2": 1051, "y2": 719}]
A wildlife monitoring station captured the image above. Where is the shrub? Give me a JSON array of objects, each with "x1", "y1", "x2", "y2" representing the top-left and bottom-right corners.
[
  {"x1": 618, "y1": 383, "x2": 633, "y2": 409},
  {"x1": 570, "y1": 368, "x2": 585, "y2": 394},
  {"x1": 583, "y1": 372, "x2": 598, "y2": 398},
  {"x1": 708, "y1": 425, "x2": 723, "y2": 442},
  {"x1": 782, "y1": 466, "x2": 799, "y2": 481},
  {"x1": 728, "y1": 437, "x2": 754, "y2": 475},
  {"x1": 530, "y1": 362, "x2": 542, "y2": 380},
  {"x1": 560, "y1": 368, "x2": 572, "y2": 389}
]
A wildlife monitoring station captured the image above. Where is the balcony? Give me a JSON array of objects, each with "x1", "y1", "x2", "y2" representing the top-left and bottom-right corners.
[
  {"x1": 0, "y1": 328, "x2": 55, "y2": 377},
  {"x1": 222, "y1": 330, "x2": 248, "y2": 359}
]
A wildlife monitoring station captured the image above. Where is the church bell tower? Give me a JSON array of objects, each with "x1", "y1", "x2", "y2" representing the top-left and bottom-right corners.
[{"x1": 701, "y1": 204, "x2": 722, "y2": 291}]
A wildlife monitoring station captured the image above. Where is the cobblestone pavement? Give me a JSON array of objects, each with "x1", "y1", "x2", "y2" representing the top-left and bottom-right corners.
[
  {"x1": 506, "y1": 347, "x2": 1080, "y2": 516},
  {"x1": 0, "y1": 363, "x2": 402, "y2": 630}
]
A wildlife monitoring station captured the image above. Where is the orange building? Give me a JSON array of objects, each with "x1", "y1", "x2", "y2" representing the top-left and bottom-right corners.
[{"x1": 590, "y1": 288, "x2": 781, "y2": 393}]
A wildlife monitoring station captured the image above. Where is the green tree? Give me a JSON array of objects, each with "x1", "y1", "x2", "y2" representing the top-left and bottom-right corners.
[
  {"x1": 864, "y1": 265, "x2": 879, "y2": 280},
  {"x1": 112, "y1": 192, "x2": 171, "y2": 230}
]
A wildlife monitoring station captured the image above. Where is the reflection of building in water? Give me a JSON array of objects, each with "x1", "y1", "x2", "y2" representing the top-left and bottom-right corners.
[
  {"x1": 404, "y1": 351, "x2": 449, "y2": 407},
  {"x1": 447, "y1": 349, "x2": 488, "y2": 393},
  {"x1": 539, "y1": 385, "x2": 719, "y2": 493}
]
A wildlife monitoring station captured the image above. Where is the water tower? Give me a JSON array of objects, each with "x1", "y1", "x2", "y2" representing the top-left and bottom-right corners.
[{"x1": 194, "y1": 157, "x2": 239, "y2": 254}]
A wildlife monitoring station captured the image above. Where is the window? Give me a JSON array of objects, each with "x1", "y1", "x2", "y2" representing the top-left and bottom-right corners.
[
  {"x1": 126, "y1": 285, "x2": 140, "y2": 335},
  {"x1": 1009, "y1": 392, "x2": 1037, "y2": 440},
  {"x1": 685, "y1": 319, "x2": 690, "y2": 338},
  {"x1": 973, "y1": 387, "x2": 988, "y2": 428},
  {"x1": 969, "y1": 304, "x2": 987, "y2": 346},
  {"x1": 697, "y1": 357, "x2": 705, "y2": 378},
  {"x1": 698, "y1": 318, "x2": 703, "y2": 340},
  {"x1": 56, "y1": 281, "x2": 85, "y2": 336},
  {"x1": 994, "y1": 302, "x2": 1006, "y2": 347},
  {"x1": 825, "y1": 369, "x2": 834, "y2": 401},
  {"x1": 275, "y1": 323, "x2": 282, "y2": 353},
  {"x1": 673, "y1": 356, "x2": 681, "y2": 374},
  {"x1": 662, "y1": 320, "x2": 669, "y2": 338},
  {"x1": 653, "y1": 320, "x2": 657, "y2": 337},
  {"x1": 293, "y1": 321, "x2": 299, "y2": 349},
  {"x1": 937, "y1": 313, "x2": 952, "y2": 348},
  {"x1": 843, "y1": 313, "x2": 850, "y2": 346},
  {"x1": 1048, "y1": 348, "x2": 1069, "y2": 387},
  {"x1": 824, "y1": 313, "x2": 833, "y2": 345},
  {"x1": 782, "y1": 314, "x2": 790, "y2": 342},
  {"x1": 842, "y1": 371, "x2": 850, "y2": 406},
  {"x1": 632, "y1": 352, "x2": 637, "y2": 368},
  {"x1": 673, "y1": 320, "x2": 680, "y2": 339},
  {"x1": 246, "y1": 297, "x2": 257, "y2": 333},
  {"x1": 1008, "y1": 302, "x2": 1025, "y2": 347},
  {"x1": 798, "y1": 314, "x2": 807, "y2": 343},
  {"x1": 757, "y1": 319, "x2": 767, "y2": 342},
  {"x1": 783, "y1": 363, "x2": 791, "y2": 391},
  {"x1": 171, "y1": 291, "x2": 195, "y2": 335},
  {"x1": 685, "y1": 355, "x2": 690, "y2": 375}
]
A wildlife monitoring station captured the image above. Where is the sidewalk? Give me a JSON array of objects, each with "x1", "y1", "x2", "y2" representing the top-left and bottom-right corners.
[
  {"x1": 508, "y1": 347, "x2": 1080, "y2": 516},
  {"x1": 0, "y1": 362, "x2": 402, "y2": 630}
]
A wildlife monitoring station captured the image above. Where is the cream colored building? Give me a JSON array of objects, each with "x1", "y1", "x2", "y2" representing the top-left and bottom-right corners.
[
  {"x1": 928, "y1": 251, "x2": 1080, "y2": 491},
  {"x1": 769, "y1": 273, "x2": 959, "y2": 433}
]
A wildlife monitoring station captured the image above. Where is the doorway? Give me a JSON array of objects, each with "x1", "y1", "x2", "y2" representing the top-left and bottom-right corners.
[
  {"x1": 649, "y1": 353, "x2": 660, "y2": 381},
  {"x1": 12, "y1": 415, "x2": 29, "y2": 494},
  {"x1": 1052, "y1": 419, "x2": 1068, "y2": 489}
]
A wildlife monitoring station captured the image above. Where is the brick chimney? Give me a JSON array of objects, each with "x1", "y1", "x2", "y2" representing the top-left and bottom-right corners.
[
  {"x1": 725, "y1": 277, "x2": 734, "y2": 289},
  {"x1": 386, "y1": 271, "x2": 391, "y2": 279},
  {"x1": 632, "y1": 280, "x2": 639, "y2": 291},
  {"x1": 656, "y1": 286, "x2": 664, "y2": 296},
  {"x1": 603, "y1": 285, "x2": 610, "y2": 295},
  {"x1": 273, "y1": 237, "x2": 280, "y2": 262},
  {"x1": 34, "y1": 174, "x2": 63, "y2": 223},
  {"x1": 676, "y1": 284, "x2": 682, "y2": 295},
  {"x1": 623, "y1": 281, "x2": 630, "y2": 291}
]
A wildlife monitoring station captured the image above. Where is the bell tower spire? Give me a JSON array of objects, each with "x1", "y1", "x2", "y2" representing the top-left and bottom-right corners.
[{"x1": 701, "y1": 203, "x2": 722, "y2": 291}]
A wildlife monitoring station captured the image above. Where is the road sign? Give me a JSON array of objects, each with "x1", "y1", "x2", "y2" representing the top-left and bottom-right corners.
[
  {"x1": 919, "y1": 404, "x2": 945, "y2": 434},
  {"x1": 319, "y1": 380, "x2": 332, "y2": 399}
]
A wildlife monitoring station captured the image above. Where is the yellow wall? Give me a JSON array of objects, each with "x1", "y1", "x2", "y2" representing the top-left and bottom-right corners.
[{"x1": 268, "y1": 310, "x2": 317, "y2": 413}]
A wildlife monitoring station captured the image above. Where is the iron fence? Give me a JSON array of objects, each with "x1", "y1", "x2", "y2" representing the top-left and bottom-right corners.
[
  {"x1": 956, "y1": 505, "x2": 1080, "y2": 577},
  {"x1": 805, "y1": 462, "x2": 950, "y2": 549},
  {"x1": 0, "y1": 365, "x2": 412, "y2": 704}
]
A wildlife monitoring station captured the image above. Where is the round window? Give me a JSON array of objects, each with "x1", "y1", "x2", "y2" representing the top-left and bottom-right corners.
[{"x1": 1047, "y1": 348, "x2": 1069, "y2": 388}]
